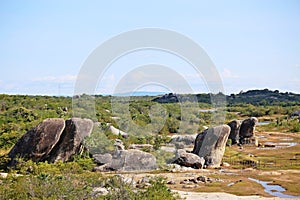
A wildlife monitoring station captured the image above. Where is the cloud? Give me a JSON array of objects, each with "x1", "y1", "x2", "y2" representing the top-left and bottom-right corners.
[
  {"x1": 34, "y1": 74, "x2": 77, "y2": 83},
  {"x1": 222, "y1": 68, "x2": 239, "y2": 79}
]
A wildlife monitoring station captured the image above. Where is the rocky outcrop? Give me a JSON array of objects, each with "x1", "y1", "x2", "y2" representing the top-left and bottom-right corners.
[
  {"x1": 152, "y1": 93, "x2": 179, "y2": 103},
  {"x1": 8, "y1": 118, "x2": 65, "y2": 162},
  {"x1": 8, "y1": 118, "x2": 93, "y2": 164},
  {"x1": 192, "y1": 125, "x2": 231, "y2": 168},
  {"x1": 227, "y1": 120, "x2": 241, "y2": 145},
  {"x1": 239, "y1": 117, "x2": 258, "y2": 144},
  {"x1": 93, "y1": 149, "x2": 157, "y2": 172}
]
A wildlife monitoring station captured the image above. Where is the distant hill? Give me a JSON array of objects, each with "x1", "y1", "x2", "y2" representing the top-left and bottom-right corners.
[
  {"x1": 152, "y1": 89, "x2": 300, "y2": 106},
  {"x1": 227, "y1": 89, "x2": 300, "y2": 106}
]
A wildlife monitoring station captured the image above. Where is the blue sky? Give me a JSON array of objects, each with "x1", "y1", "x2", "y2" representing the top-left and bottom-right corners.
[{"x1": 0, "y1": 0, "x2": 299, "y2": 95}]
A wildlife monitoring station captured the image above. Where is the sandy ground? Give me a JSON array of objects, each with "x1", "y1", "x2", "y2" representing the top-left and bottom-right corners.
[{"x1": 174, "y1": 190, "x2": 297, "y2": 200}]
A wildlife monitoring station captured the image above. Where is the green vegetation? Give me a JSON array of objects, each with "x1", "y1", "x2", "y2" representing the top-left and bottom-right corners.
[
  {"x1": 0, "y1": 157, "x2": 182, "y2": 199},
  {"x1": 0, "y1": 89, "x2": 300, "y2": 198}
]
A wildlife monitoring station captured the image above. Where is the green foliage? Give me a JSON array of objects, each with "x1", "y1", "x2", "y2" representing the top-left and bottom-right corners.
[
  {"x1": 290, "y1": 120, "x2": 300, "y2": 133},
  {"x1": 152, "y1": 150, "x2": 175, "y2": 168},
  {"x1": 138, "y1": 177, "x2": 182, "y2": 200}
]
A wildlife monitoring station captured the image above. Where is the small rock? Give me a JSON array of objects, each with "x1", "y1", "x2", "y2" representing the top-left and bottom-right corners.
[
  {"x1": 167, "y1": 180, "x2": 176, "y2": 185},
  {"x1": 221, "y1": 162, "x2": 230, "y2": 167},
  {"x1": 139, "y1": 176, "x2": 150, "y2": 184},
  {"x1": 196, "y1": 176, "x2": 207, "y2": 183},
  {"x1": 182, "y1": 185, "x2": 198, "y2": 189},
  {"x1": 92, "y1": 187, "x2": 109, "y2": 197}
]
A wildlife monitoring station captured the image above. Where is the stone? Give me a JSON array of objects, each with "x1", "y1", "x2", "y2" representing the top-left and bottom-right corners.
[
  {"x1": 114, "y1": 139, "x2": 125, "y2": 150},
  {"x1": 169, "y1": 135, "x2": 196, "y2": 146},
  {"x1": 138, "y1": 176, "x2": 150, "y2": 184},
  {"x1": 8, "y1": 118, "x2": 65, "y2": 162},
  {"x1": 108, "y1": 125, "x2": 128, "y2": 137},
  {"x1": 47, "y1": 118, "x2": 94, "y2": 162},
  {"x1": 174, "y1": 151, "x2": 205, "y2": 169},
  {"x1": 99, "y1": 149, "x2": 157, "y2": 171},
  {"x1": 91, "y1": 187, "x2": 108, "y2": 197},
  {"x1": 192, "y1": 125, "x2": 231, "y2": 168},
  {"x1": 239, "y1": 117, "x2": 258, "y2": 144},
  {"x1": 227, "y1": 120, "x2": 241, "y2": 145},
  {"x1": 167, "y1": 180, "x2": 176, "y2": 185},
  {"x1": 221, "y1": 162, "x2": 230, "y2": 167},
  {"x1": 196, "y1": 176, "x2": 207, "y2": 183}
]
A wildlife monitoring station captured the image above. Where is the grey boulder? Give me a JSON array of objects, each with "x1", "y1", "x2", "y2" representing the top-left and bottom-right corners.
[
  {"x1": 239, "y1": 117, "x2": 258, "y2": 143},
  {"x1": 94, "y1": 149, "x2": 157, "y2": 172},
  {"x1": 8, "y1": 118, "x2": 65, "y2": 162},
  {"x1": 192, "y1": 125, "x2": 231, "y2": 168},
  {"x1": 48, "y1": 118, "x2": 94, "y2": 162},
  {"x1": 9, "y1": 118, "x2": 94, "y2": 164},
  {"x1": 170, "y1": 135, "x2": 196, "y2": 146},
  {"x1": 227, "y1": 120, "x2": 241, "y2": 145},
  {"x1": 174, "y1": 150, "x2": 205, "y2": 169}
]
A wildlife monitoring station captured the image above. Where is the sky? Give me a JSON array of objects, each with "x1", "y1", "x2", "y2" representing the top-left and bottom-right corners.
[{"x1": 0, "y1": 0, "x2": 300, "y2": 96}]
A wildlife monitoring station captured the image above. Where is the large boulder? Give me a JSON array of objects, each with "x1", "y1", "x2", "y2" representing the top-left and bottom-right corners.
[
  {"x1": 192, "y1": 125, "x2": 231, "y2": 168},
  {"x1": 94, "y1": 150, "x2": 157, "y2": 171},
  {"x1": 8, "y1": 118, "x2": 94, "y2": 164},
  {"x1": 8, "y1": 118, "x2": 65, "y2": 162},
  {"x1": 239, "y1": 117, "x2": 258, "y2": 143},
  {"x1": 48, "y1": 118, "x2": 94, "y2": 162},
  {"x1": 227, "y1": 120, "x2": 241, "y2": 145},
  {"x1": 173, "y1": 150, "x2": 205, "y2": 169}
]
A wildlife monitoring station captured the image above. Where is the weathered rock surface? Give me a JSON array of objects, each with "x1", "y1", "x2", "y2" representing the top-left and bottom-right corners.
[
  {"x1": 48, "y1": 118, "x2": 94, "y2": 162},
  {"x1": 9, "y1": 118, "x2": 93, "y2": 164},
  {"x1": 8, "y1": 118, "x2": 65, "y2": 162},
  {"x1": 93, "y1": 149, "x2": 157, "y2": 171},
  {"x1": 227, "y1": 120, "x2": 241, "y2": 145},
  {"x1": 93, "y1": 153, "x2": 112, "y2": 165},
  {"x1": 174, "y1": 150, "x2": 205, "y2": 169},
  {"x1": 192, "y1": 125, "x2": 231, "y2": 168},
  {"x1": 239, "y1": 117, "x2": 258, "y2": 143}
]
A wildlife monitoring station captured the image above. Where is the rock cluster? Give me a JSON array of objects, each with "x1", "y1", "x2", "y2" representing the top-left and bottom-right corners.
[
  {"x1": 227, "y1": 117, "x2": 258, "y2": 145},
  {"x1": 8, "y1": 116, "x2": 259, "y2": 171}
]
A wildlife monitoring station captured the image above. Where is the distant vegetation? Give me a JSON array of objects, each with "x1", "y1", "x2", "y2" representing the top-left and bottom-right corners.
[
  {"x1": 227, "y1": 89, "x2": 300, "y2": 106},
  {"x1": 1, "y1": 89, "x2": 300, "y2": 151}
]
